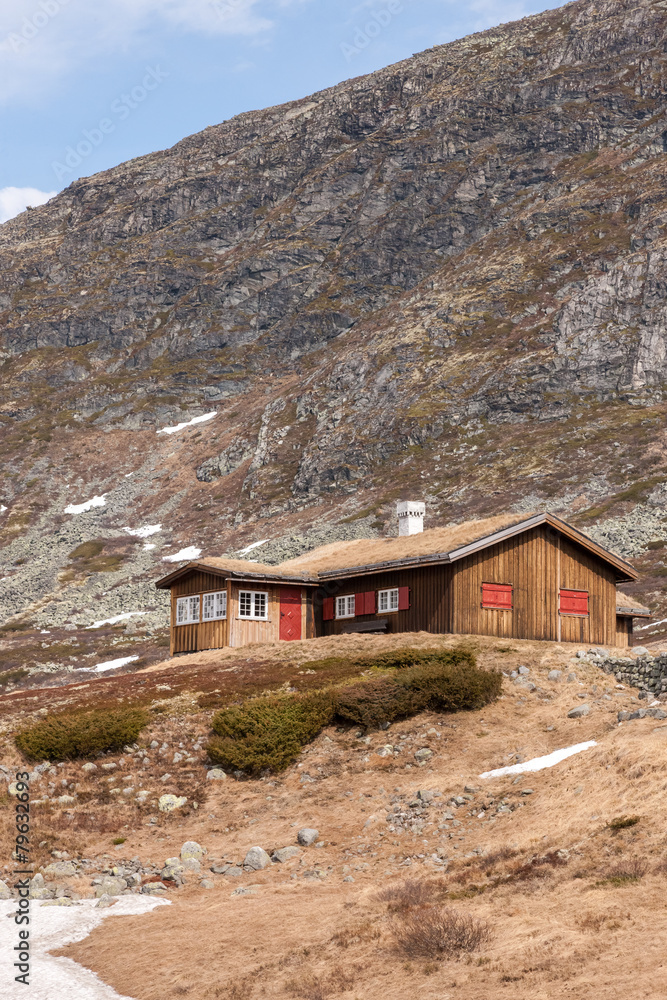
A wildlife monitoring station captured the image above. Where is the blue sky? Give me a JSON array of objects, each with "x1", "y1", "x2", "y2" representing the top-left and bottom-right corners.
[{"x1": 0, "y1": 0, "x2": 558, "y2": 222}]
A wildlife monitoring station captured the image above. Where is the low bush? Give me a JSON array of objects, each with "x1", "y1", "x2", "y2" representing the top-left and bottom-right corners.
[
  {"x1": 0, "y1": 667, "x2": 29, "y2": 687},
  {"x1": 608, "y1": 814, "x2": 640, "y2": 831},
  {"x1": 15, "y1": 706, "x2": 150, "y2": 761},
  {"x1": 206, "y1": 648, "x2": 500, "y2": 774},
  {"x1": 598, "y1": 859, "x2": 648, "y2": 886},
  {"x1": 207, "y1": 690, "x2": 336, "y2": 774},
  {"x1": 335, "y1": 659, "x2": 501, "y2": 729},
  {"x1": 393, "y1": 905, "x2": 492, "y2": 958}
]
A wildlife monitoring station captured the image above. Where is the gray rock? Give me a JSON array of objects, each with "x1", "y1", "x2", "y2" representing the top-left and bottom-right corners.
[
  {"x1": 518, "y1": 665, "x2": 530, "y2": 675},
  {"x1": 243, "y1": 846, "x2": 271, "y2": 870},
  {"x1": 231, "y1": 886, "x2": 258, "y2": 897},
  {"x1": 43, "y1": 861, "x2": 76, "y2": 878},
  {"x1": 158, "y1": 794, "x2": 187, "y2": 812},
  {"x1": 272, "y1": 846, "x2": 301, "y2": 863},
  {"x1": 183, "y1": 858, "x2": 201, "y2": 873},
  {"x1": 94, "y1": 877, "x2": 126, "y2": 897},
  {"x1": 567, "y1": 704, "x2": 590, "y2": 718},
  {"x1": 180, "y1": 841, "x2": 206, "y2": 862},
  {"x1": 417, "y1": 789, "x2": 436, "y2": 803},
  {"x1": 633, "y1": 647, "x2": 649, "y2": 656},
  {"x1": 223, "y1": 866, "x2": 243, "y2": 878},
  {"x1": 297, "y1": 828, "x2": 319, "y2": 846},
  {"x1": 414, "y1": 748, "x2": 432, "y2": 761},
  {"x1": 206, "y1": 768, "x2": 226, "y2": 781},
  {"x1": 81, "y1": 763, "x2": 97, "y2": 773},
  {"x1": 141, "y1": 882, "x2": 168, "y2": 894},
  {"x1": 199, "y1": 879, "x2": 215, "y2": 889},
  {"x1": 29, "y1": 874, "x2": 52, "y2": 900},
  {"x1": 95, "y1": 894, "x2": 118, "y2": 908},
  {"x1": 548, "y1": 670, "x2": 562, "y2": 681},
  {"x1": 0, "y1": 880, "x2": 12, "y2": 899},
  {"x1": 567, "y1": 673, "x2": 577, "y2": 682},
  {"x1": 343, "y1": 875, "x2": 355, "y2": 882}
]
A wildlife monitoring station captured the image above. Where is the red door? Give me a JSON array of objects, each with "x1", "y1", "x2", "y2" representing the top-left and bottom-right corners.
[{"x1": 279, "y1": 587, "x2": 302, "y2": 641}]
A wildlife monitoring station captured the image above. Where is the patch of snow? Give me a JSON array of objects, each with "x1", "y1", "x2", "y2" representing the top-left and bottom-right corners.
[
  {"x1": 479, "y1": 741, "x2": 597, "y2": 779},
  {"x1": 64, "y1": 495, "x2": 106, "y2": 515},
  {"x1": 86, "y1": 612, "x2": 148, "y2": 629},
  {"x1": 237, "y1": 538, "x2": 270, "y2": 555},
  {"x1": 124, "y1": 472, "x2": 134, "y2": 477},
  {"x1": 82, "y1": 655, "x2": 140, "y2": 673},
  {"x1": 0, "y1": 504, "x2": 6, "y2": 513},
  {"x1": 0, "y1": 895, "x2": 169, "y2": 1000},
  {"x1": 122, "y1": 524, "x2": 162, "y2": 538},
  {"x1": 636, "y1": 617, "x2": 667, "y2": 631},
  {"x1": 156, "y1": 411, "x2": 217, "y2": 435},
  {"x1": 162, "y1": 546, "x2": 201, "y2": 562},
  {"x1": 143, "y1": 543, "x2": 156, "y2": 551}
]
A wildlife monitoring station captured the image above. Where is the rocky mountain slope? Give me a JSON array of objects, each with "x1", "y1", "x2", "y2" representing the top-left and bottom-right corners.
[{"x1": 3, "y1": 0, "x2": 667, "y2": 647}]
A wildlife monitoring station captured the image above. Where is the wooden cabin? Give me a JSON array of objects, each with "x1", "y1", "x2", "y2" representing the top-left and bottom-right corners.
[{"x1": 155, "y1": 512, "x2": 650, "y2": 654}]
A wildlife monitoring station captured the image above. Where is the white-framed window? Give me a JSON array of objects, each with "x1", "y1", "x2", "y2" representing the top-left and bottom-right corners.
[
  {"x1": 203, "y1": 590, "x2": 227, "y2": 621},
  {"x1": 336, "y1": 595, "x2": 356, "y2": 619},
  {"x1": 378, "y1": 588, "x2": 399, "y2": 612},
  {"x1": 176, "y1": 594, "x2": 200, "y2": 625},
  {"x1": 238, "y1": 590, "x2": 268, "y2": 620}
]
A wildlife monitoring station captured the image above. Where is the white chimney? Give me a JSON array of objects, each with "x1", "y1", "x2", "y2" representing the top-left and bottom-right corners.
[{"x1": 397, "y1": 500, "x2": 425, "y2": 536}]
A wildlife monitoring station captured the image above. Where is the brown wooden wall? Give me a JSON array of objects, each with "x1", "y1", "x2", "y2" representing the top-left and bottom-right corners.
[
  {"x1": 615, "y1": 616, "x2": 632, "y2": 648},
  {"x1": 316, "y1": 526, "x2": 622, "y2": 647},
  {"x1": 169, "y1": 573, "x2": 312, "y2": 651}
]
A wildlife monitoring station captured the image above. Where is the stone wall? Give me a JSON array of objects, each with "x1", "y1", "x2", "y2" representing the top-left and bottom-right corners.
[{"x1": 586, "y1": 647, "x2": 667, "y2": 698}]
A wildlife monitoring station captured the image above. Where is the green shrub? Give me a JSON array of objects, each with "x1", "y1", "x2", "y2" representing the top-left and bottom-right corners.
[
  {"x1": 608, "y1": 815, "x2": 640, "y2": 831},
  {"x1": 206, "y1": 649, "x2": 501, "y2": 774},
  {"x1": 300, "y1": 647, "x2": 475, "y2": 674},
  {"x1": 335, "y1": 660, "x2": 501, "y2": 729},
  {"x1": 335, "y1": 677, "x2": 424, "y2": 729},
  {"x1": 207, "y1": 691, "x2": 336, "y2": 775},
  {"x1": 0, "y1": 668, "x2": 29, "y2": 687},
  {"x1": 15, "y1": 706, "x2": 150, "y2": 761}
]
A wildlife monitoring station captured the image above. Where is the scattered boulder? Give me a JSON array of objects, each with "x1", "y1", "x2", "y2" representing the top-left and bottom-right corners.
[
  {"x1": 200, "y1": 879, "x2": 215, "y2": 889},
  {"x1": 414, "y1": 748, "x2": 432, "y2": 761},
  {"x1": 272, "y1": 846, "x2": 301, "y2": 863},
  {"x1": 633, "y1": 647, "x2": 649, "y2": 656},
  {"x1": 518, "y1": 665, "x2": 530, "y2": 675},
  {"x1": 206, "y1": 768, "x2": 226, "y2": 781},
  {"x1": 141, "y1": 882, "x2": 167, "y2": 895},
  {"x1": 81, "y1": 763, "x2": 97, "y2": 773},
  {"x1": 567, "y1": 704, "x2": 590, "y2": 718},
  {"x1": 158, "y1": 794, "x2": 187, "y2": 812},
  {"x1": 95, "y1": 894, "x2": 118, "y2": 908},
  {"x1": 223, "y1": 866, "x2": 243, "y2": 878},
  {"x1": 101, "y1": 763, "x2": 117, "y2": 771},
  {"x1": 180, "y1": 841, "x2": 206, "y2": 862},
  {"x1": 417, "y1": 789, "x2": 437, "y2": 803},
  {"x1": 243, "y1": 847, "x2": 271, "y2": 870},
  {"x1": 297, "y1": 828, "x2": 319, "y2": 847},
  {"x1": 376, "y1": 746, "x2": 394, "y2": 757},
  {"x1": 548, "y1": 670, "x2": 562, "y2": 681},
  {"x1": 94, "y1": 877, "x2": 126, "y2": 898},
  {"x1": 43, "y1": 861, "x2": 76, "y2": 878},
  {"x1": 29, "y1": 874, "x2": 52, "y2": 900}
]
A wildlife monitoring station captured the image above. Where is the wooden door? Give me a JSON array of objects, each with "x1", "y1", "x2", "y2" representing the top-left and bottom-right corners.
[{"x1": 279, "y1": 587, "x2": 302, "y2": 641}]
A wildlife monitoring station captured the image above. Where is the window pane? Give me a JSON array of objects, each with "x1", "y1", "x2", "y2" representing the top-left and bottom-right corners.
[
  {"x1": 216, "y1": 591, "x2": 227, "y2": 619},
  {"x1": 254, "y1": 592, "x2": 267, "y2": 619},
  {"x1": 389, "y1": 589, "x2": 399, "y2": 610},
  {"x1": 378, "y1": 591, "x2": 387, "y2": 611},
  {"x1": 239, "y1": 591, "x2": 251, "y2": 616}
]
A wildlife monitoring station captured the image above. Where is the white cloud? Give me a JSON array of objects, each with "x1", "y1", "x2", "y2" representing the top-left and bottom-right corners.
[
  {"x1": 0, "y1": 186, "x2": 56, "y2": 223},
  {"x1": 0, "y1": 0, "x2": 287, "y2": 105}
]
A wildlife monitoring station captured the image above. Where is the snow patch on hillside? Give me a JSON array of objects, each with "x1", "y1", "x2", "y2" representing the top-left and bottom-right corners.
[
  {"x1": 64, "y1": 495, "x2": 106, "y2": 515},
  {"x1": 480, "y1": 740, "x2": 597, "y2": 779},
  {"x1": 156, "y1": 412, "x2": 217, "y2": 435},
  {"x1": 82, "y1": 655, "x2": 140, "y2": 673},
  {"x1": 162, "y1": 546, "x2": 201, "y2": 562},
  {"x1": 0, "y1": 896, "x2": 169, "y2": 1000},
  {"x1": 122, "y1": 524, "x2": 162, "y2": 538},
  {"x1": 86, "y1": 612, "x2": 148, "y2": 629}
]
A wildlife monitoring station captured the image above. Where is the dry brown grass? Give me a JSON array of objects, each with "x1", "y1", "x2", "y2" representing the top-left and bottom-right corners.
[{"x1": 18, "y1": 632, "x2": 667, "y2": 1000}]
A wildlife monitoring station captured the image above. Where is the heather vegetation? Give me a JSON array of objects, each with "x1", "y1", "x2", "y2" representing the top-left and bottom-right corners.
[
  {"x1": 207, "y1": 650, "x2": 500, "y2": 774},
  {"x1": 15, "y1": 706, "x2": 150, "y2": 761}
]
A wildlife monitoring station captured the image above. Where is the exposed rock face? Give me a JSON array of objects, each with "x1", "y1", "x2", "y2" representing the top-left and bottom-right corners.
[{"x1": 3, "y1": 0, "x2": 667, "y2": 631}]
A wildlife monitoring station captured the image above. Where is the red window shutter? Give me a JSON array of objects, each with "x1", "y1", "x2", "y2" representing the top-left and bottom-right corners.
[
  {"x1": 481, "y1": 583, "x2": 513, "y2": 610},
  {"x1": 323, "y1": 596, "x2": 334, "y2": 621},
  {"x1": 355, "y1": 593, "x2": 366, "y2": 616},
  {"x1": 560, "y1": 589, "x2": 588, "y2": 616},
  {"x1": 364, "y1": 591, "x2": 376, "y2": 615},
  {"x1": 397, "y1": 586, "x2": 410, "y2": 611}
]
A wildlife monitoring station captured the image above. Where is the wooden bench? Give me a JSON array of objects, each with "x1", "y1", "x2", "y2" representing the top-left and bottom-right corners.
[{"x1": 341, "y1": 618, "x2": 389, "y2": 634}]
